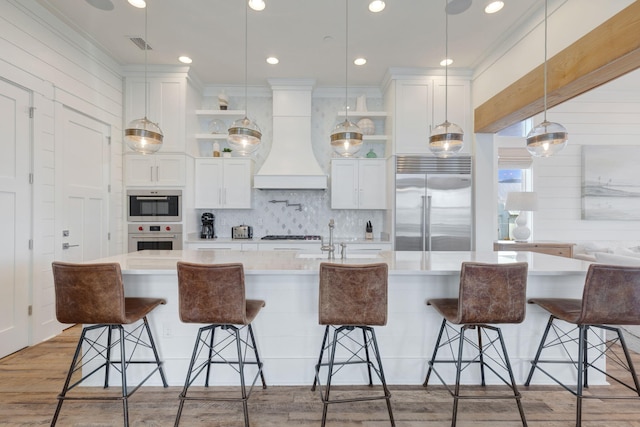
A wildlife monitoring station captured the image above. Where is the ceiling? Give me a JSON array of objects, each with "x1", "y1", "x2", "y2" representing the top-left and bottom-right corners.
[{"x1": 35, "y1": 0, "x2": 545, "y2": 87}]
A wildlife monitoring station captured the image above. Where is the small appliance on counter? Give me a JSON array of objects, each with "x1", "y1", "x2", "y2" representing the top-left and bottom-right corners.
[
  {"x1": 200, "y1": 212, "x2": 215, "y2": 239},
  {"x1": 232, "y1": 224, "x2": 253, "y2": 239}
]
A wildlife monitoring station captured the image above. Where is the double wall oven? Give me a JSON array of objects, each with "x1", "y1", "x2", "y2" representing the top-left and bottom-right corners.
[{"x1": 127, "y1": 189, "x2": 183, "y2": 252}]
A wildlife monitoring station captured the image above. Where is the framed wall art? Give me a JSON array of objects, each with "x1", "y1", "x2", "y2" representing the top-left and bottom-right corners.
[{"x1": 582, "y1": 145, "x2": 640, "y2": 220}]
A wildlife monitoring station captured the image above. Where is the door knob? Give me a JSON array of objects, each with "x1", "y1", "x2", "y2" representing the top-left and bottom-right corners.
[{"x1": 62, "y1": 243, "x2": 79, "y2": 250}]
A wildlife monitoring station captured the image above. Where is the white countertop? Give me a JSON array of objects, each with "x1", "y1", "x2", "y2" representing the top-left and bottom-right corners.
[
  {"x1": 185, "y1": 233, "x2": 390, "y2": 245},
  {"x1": 94, "y1": 249, "x2": 592, "y2": 276}
]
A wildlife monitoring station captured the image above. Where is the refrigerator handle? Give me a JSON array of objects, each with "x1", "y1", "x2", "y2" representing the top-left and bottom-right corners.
[
  {"x1": 426, "y1": 195, "x2": 432, "y2": 251},
  {"x1": 421, "y1": 195, "x2": 426, "y2": 252}
]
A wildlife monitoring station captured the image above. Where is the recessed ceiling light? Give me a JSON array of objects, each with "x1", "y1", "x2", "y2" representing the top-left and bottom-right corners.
[
  {"x1": 485, "y1": 1, "x2": 504, "y2": 14},
  {"x1": 178, "y1": 56, "x2": 192, "y2": 64},
  {"x1": 127, "y1": 0, "x2": 146, "y2": 8},
  {"x1": 440, "y1": 58, "x2": 453, "y2": 67},
  {"x1": 266, "y1": 56, "x2": 279, "y2": 65},
  {"x1": 368, "y1": 1, "x2": 385, "y2": 13},
  {"x1": 248, "y1": 0, "x2": 265, "y2": 11},
  {"x1": 354, "y1": 57, "x2": 367, "y2": 66}
]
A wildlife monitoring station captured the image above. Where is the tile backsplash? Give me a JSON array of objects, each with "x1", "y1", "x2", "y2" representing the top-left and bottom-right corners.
[{"x1": 195, "y1": 189, "x2": 385, "y2": 240}]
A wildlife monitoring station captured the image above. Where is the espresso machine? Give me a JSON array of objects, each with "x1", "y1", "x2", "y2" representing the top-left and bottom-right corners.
[{"x1": 200, "y1": 212, "x2": 215, "y2": 239}]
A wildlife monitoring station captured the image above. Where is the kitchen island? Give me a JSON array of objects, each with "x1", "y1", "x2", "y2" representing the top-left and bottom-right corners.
[{"x1": 88, "y1": 249, "x2": 594, "y2": 386}]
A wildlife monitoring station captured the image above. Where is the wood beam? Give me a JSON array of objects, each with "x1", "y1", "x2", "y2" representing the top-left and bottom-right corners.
[{"x1": 474, "y1": 1, "x2": 640, "y2": 134}]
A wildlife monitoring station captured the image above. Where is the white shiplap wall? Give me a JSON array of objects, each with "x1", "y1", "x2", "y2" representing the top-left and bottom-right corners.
[
  {"x1": 532, "y1": 70, "x2": 640, "y2": 247},
  {"x1": 0, "y1": 0, "x2": 124, "y2": 343}
]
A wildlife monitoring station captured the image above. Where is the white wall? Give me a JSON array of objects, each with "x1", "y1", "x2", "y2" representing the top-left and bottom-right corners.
[
  {"x1": 0, "y1": 0, "x2": 124, "y2": 343},
  {"x1": 531, "y1": 70, "x2": 640, "y2": 247}
]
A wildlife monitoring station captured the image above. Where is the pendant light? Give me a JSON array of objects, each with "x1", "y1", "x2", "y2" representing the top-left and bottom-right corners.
[
  {"x1": 429, "y1": 0, "x2": 463, "y2": 158},
  {"x1": 526, "y1": 0, "x2": 568, "y2": 157},
  {"x1": 228, "y1": 1, "x2": 262, "y2": 156},
  {"x1": 124, "y1": 2, "x2": 163, "y2": 155},
  {"x1": 330, "y1": 0, "x2": 363, "y2": 158}
]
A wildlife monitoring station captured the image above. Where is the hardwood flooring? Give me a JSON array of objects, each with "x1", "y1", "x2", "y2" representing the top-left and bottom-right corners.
[{"x1": 1, "y1": 325, "x2": 640, "y2": 426}]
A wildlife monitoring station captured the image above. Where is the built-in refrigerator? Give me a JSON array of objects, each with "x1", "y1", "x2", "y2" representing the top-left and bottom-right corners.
[{"x1": 395, "y1": 155, "x2": 473, "y2": 251}]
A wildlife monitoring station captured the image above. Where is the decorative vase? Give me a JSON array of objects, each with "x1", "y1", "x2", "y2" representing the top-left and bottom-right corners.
[
  {"x1": 366, "y1": 149, "x2": 377, "y2": 158},
  {"x1": 357, "y1": 118, "x2": 375, "y2": 135},
  {"x1": 223, "y1": 152, "x2": 232, "y2": 158},
  {"x1": 356, "y1": 94, "x2": 368, "y2": 112}
]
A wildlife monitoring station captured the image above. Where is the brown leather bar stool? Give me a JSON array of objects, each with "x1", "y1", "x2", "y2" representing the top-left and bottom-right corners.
[
  {"x1": 423, "y1": 262, "x2": 529, "y2": 427},
  {"x1": 174, "y1": 262, "x2": 266, "y2": 427},
  {"x1": 50, "y1": 261, "x2": 168, "y2": 427},
  {"x1": 311, "y1": 262, "x2": 395, "y2": 427},
  {"x1": 524, "y1": 263, "x2": 640, "y2": 427}
]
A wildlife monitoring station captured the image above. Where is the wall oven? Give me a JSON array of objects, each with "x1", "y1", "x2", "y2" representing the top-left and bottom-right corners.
[
  {"x1": 128, "y1": 224, "x2": 183, "y2": 252},
  {"x1": 127, "y1": 189, "x2": 182, "y2": 222}
]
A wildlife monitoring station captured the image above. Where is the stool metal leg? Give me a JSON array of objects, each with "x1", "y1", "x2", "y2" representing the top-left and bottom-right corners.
[
  {"x1": 363, "y1": 328, "x2": 374, "y2": 386},
  {"x1": 478, "y1": 326, "x2": 486, "y2": 387},
  {"x1": 143, "y1": 316, "x2": 168, "y2": 388},
  {"x1": 118, "y1": 326, "x2": 130, "y2": 427},
  {"x1": 51, "y1": 327, "x2": 90, "y2": 426},
  {"x1": 451, "y1": 325, "x2": 467, "y2": 427},
  {"x1": 617, "y1": 328, "x2": 640, "y2": 394},
  {"x1": 367, "y1": 327, "x2": 395, "y2": 426},
  {"x1": 496, "y1": 327, "x2": 527, "y2": 427},
  {"x1": 525, "y1": 315, "x2": 555, "y2": 386},
  {"x1": 247, "y1": 324, "x2": 267, "y2": 389},
  {"x1": 204, "y1": 327, "x2": 215, "y2": 387},
  {"x1": 312, "y1": 325, "x2": 330, "y2": 391},
  {"x1": 424, "y1": 318, "x2": 447, "y2": 387},
  {"x1": 235, "y1": 327, "x2": 250, "y2": 427},
  {"x1": 104, "y1": 326, "x2": 113, "y2": 388}
]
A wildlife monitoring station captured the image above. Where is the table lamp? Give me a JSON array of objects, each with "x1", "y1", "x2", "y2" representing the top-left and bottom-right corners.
[{"x1": 505, "y1": 191, "x2": 538, "y2": 242}]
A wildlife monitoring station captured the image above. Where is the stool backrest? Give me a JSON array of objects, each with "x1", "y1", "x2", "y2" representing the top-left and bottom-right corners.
[
  {"x1": 319, "y1": 262, "x2": 388, "y2": 326},
  {"x1": 177, "y1": 262, "x2": 248, "y2": 325},
  {"x1": 579, "y1": 264, "x2": 640, "y2": 325},
  {"x1": 52, "y1": 261, "x2": 128, "y2": 324},
  {"x1": 457, "y1": 262, "x2": 528, "y2": 324}
]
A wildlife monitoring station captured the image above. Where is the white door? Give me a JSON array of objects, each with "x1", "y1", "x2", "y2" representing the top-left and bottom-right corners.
[
  {"x1": 59, "y1": 107, "x2": 110, "y2": 263},
  {"x1": 0, "y1": 80, "x2": 31, "y2": 357}
]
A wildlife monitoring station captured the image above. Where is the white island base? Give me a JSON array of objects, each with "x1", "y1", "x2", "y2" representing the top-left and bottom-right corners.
[{"x1": 85, "y1": 250, "x2": 599, "y2": 387}]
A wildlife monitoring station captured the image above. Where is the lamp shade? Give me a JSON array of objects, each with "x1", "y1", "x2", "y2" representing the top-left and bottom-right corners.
[
  {"x1": 227, "y1": 116, "x2": 262, "y2": 156},
  {"x1": 124, "y1": 117, "x2": 163, "y2": 154},
  {"x1": 505, "y1": 191, "x2": 538, "y2": 212},
  {"x1": 330, "y1": 119, "x2": 363, "y2": 157}
]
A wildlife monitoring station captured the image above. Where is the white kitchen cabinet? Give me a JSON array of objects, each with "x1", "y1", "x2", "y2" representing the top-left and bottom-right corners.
[
  {"x1": 345, "y1": 242, "x2": 392, "y2": 252},
  {"x1": 124, "y1": 76, "x2": 187, "y2": 153},
  {"x1": 331, "y1": 159, "x2": 386, "y2": 210},
  {"x1": 258, "y1": 242, "x2": 320, "y2": 251},
  {"x1": 125, "y1": 153, "x2": 186, "y2": 186},
  {"x1": 389, "y1": 77, "x2": 470, "y2": 155},
  {"x1": 194, "y1": 158, "x2": 253, "y2": 209}
]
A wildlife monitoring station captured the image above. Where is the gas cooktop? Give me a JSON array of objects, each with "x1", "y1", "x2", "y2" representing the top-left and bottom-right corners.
[{"x1": 261, "y1": 235, "x2": 321, "y2": 241}]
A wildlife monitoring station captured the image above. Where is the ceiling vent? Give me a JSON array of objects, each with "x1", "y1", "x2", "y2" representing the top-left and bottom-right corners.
[{"x1": 129, "y1": 37, "x2": 151, "y2": 50}]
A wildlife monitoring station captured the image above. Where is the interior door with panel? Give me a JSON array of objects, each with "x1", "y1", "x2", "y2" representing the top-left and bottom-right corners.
[
  {"x1": 59, "y1": 107, "x2": 110, "y2": 264},
  {"x1": 0, "y1": 79, "x2": 31, "y2": 358}
]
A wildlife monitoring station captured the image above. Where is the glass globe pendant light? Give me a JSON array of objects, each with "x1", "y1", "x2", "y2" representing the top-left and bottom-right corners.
[
  {"x1": 330, "y1": 0, "x2": 363, "y2": 157},
  {"x1": 429, "y1": 0, "x2": 463, "y2": 158},
  {"x1": 228, "y1": 1, "x2": 262, "y2": 156},
  {"x1": 124, "y1": 2, "x2": 163, "y2": 155},
  {"x1": 526, "y1": 0, "x2": 568, "y2": 157}
]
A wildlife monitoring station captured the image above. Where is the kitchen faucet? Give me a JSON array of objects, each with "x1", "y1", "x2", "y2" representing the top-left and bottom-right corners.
[{"x1": 320, "y1": 219, "x2": 335, "y2": 259}]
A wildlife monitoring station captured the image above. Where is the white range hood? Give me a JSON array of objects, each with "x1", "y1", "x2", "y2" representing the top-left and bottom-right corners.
[{"x1": 253, "y1": 80, "x2": 327, "y2": 190}]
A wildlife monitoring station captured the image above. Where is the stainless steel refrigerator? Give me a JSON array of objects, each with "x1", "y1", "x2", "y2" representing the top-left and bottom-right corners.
[{"x1": 395, "y1": 156, "x2": 472, "y2": 251}]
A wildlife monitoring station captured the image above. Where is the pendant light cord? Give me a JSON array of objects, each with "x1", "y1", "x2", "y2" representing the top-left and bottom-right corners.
[
  {"x1": 244, "y1": 1, "x2": 249, "y2": 118},
  {"x1": 444, "y1": 0, "x2": 449, "y2": 122},
  {"x1": 144, "y1": 4, "x2": 148, "y2": 120},
  {"x1": 543, "y1": 0, "x2": 548, "y2": 122},
  {"x1": 345, "y1": 0, "x2": 349, "y2": 121}
]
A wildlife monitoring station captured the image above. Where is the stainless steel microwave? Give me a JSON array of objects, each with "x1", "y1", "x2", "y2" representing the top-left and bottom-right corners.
[{"x1": 127, "y1": 189, "x2": 182, "y2": 222}]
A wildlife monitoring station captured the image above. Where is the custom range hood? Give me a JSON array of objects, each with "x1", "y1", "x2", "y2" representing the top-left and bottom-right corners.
[{"x1": 253, "y1": 79, "x2": 327, "y2": 190}]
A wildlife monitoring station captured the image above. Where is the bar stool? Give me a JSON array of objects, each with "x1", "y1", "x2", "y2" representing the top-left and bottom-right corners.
[
  {"x1": 524, "y1": 263, "x2": 640, "y2": 427},
  {"x1": 423, "y1": 262, "x2": 529, "y2": 427},
  {"x1": 311, "y1": 262, "x2": 395, "y2": 427},
  {"x1": 50, "y1": 261, "x2": 168, "y2": 427},
  {"x1": 174, "y1": 262, "x2": 266, "y2": 427}
]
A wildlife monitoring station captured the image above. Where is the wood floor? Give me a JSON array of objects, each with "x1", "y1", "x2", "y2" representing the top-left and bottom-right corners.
[{"x1": 2, "y1": 325, "x2": 640, "y2": 426}]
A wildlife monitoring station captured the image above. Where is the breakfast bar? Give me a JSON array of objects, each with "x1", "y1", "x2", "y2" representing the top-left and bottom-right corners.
[{"x1": 87, "y1": 249, "x2": 594, "y2": 387}]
